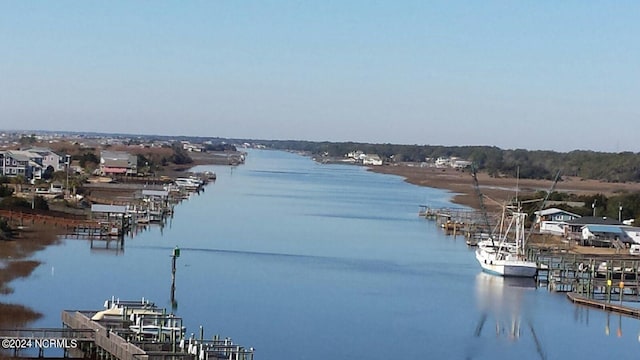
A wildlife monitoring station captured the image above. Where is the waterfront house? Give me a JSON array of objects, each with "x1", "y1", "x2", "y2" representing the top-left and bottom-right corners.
[
  {"x1": 100, "y1": 150, "x2": 138, "y2": 176},
  {"x1": 566, "y1": 216, "x2": 623, "y2": 233},
  {"x1": 534, "y1": 208, "x2": 582, "y2": 235},
  {"x1": 452, "y1": 160, "x2": 472, "y2": 169},
  {"x1": 363, "y1": 154, "x2": 383, "y2": 166},
  {"x1": 564, "y1": 217, "x2": 624, "y2": 245},
  {"x1": 622, "y1": 227, "x2": 640, "y2": 244},
  {"x1": 535, "y1": 207, "x2": 581, "y2": 222},
  {"x1": 435, "y1": 157, "x2": 450, "y2": 167},
  {"x1": 581, "y1": 224, "x2": 630, "y2": 247},
  {"x1": 0, "y1": 150, "x2": 43, "y2": 180},
  {"x1": 22, "y1": 147, "x2": 66, "y2": 172}
]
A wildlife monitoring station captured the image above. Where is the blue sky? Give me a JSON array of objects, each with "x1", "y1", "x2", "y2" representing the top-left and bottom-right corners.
[{"x1": 1, "y1": 1, "x2": 638, "y2": 152}]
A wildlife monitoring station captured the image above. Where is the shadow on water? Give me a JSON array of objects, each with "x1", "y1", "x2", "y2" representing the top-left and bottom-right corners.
[{"x1": 127, "y1": 244, "x2": 429, "y2": 277}]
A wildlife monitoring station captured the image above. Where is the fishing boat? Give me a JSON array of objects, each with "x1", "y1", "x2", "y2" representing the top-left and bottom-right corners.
[{"x1": 475, "y1": 210, "x2": 538, "y2": 278}]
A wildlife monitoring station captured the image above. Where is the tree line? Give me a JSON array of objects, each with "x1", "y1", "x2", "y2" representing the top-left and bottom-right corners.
[{"x1": 261, "y1": 140, "x2": 640, "y2": 183}]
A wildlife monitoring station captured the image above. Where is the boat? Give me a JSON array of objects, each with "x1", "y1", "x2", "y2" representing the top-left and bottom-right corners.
[
  {"x1": 129, "y1": 315, "x2": 185, "y2": 336},
  {"x1": 466, "y1": 231, "x2": 491, "y2": 246},
  {"x1": 91, "y1": 297, "x2": 160, "y2": 321},
  {"x1": 595, "y1": 261, "x2": 640, "y2": 280},
  {"x1": 475, "y1": 210, "x2": 538, "y2": 278},
  {"x1": 204, "y1": 170, "x2": 217, "y2": 180},
  {"x1": 175, "y1": 177, "x2": 203, "y2": 190}
]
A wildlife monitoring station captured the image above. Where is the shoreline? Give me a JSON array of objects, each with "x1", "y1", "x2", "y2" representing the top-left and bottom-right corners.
[
  {"x1": 0, "y1": 223, "x2": 65, "y2": 327},
  {"x1": 366, "y1": 164, "x2": 640, "y2": 211},
  {"x1": 0, "y1": 153, "x2": 231, "y2": 328},
  {"x1": 4, "y1": 153, "x2": 640, "y2": 329}
]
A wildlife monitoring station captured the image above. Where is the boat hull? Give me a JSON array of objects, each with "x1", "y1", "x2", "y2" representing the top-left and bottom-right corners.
[{"x1": 476, "y1": 249, "x2": 538, "y2": 278}]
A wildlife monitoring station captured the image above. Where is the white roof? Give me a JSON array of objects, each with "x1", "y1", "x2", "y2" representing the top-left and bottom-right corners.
[
  {"x1": 91, "y1": 204, "x2": 128, "y2": 213},
  {"x1": 535, "y1": 207, "x2": 581, "y2": 218},
  {"x1": 142, "y1": 189, "x2": 169, "y2": 197}
]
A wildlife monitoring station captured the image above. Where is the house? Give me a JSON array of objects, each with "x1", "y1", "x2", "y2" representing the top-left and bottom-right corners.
[
  {"x1": 535, "y1": 208, "x2": 581, "y2": 222},
  {"x1": 622, "y1": 227, "x2": 640, "y2": 244},
  {"x1": 564, "y1": 216, "x2": 624, "y2": 243},
  {"x1": 435, "y1": 157, "x2": 450, "y2": 167},
  {"x1": 23, "y1": 147, "x2": 65, "y2": 172},
  {"x1": 565, "y1": 216, "x2": 623, "y2": 233},
  {"x1": 0, "y1": 150, "x2": 43, "y2": 180},
  {"x1": 100, "y1": 151, "x2": 138, "y2": 176},
  {"x1": 581, "y1": 224, "x2": 629, "y2": 247},
  {"x1": 531, "y1": 208, "x2": 582, "y2": 236},
  {"x1": 346, "y1": 151, "x2": 364, "y2": 159},
  {"x1": 182, "y1": 141, "x2": 204, "y2": 152},
  {"x1": 452, "y1": 160, "x2": 472, "y2": 169},
  {"x1": 362, "y1": 154, "x2": 383, "y2": 166}
]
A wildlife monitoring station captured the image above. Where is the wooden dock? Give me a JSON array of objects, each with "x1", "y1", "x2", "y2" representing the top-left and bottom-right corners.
[
  {"x1": 567, "y1": 292, "x2": 640, "y2": 318},
  {"x1": 1, "y1": 299, "x2": 254, "y2": 360}
]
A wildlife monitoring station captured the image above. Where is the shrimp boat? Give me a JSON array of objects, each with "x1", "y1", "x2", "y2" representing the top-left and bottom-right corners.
[{"x1": 475, "y1": 210, "x2": 538, "y2": 278}]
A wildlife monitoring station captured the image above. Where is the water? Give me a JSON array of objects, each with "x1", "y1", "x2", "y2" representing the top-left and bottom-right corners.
[{"x1": 4, "y1": 149, "x2": 640, "y2": 359}]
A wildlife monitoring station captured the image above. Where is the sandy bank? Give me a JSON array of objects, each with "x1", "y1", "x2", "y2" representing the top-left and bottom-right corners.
[{"x1": 367, "y1": 165, "x2": 640, "y2": 211}]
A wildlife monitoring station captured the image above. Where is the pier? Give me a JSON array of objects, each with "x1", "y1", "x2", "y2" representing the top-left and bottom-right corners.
[
  {"x1": 0, "y1": 298, "x2": 254, "y2": 360},
  {"x1": 421, "y1": 205, "x2": 640, "y2": 319},
  {"x1": 567, "y1": 292, "x2": 640, "y2": 318},
  {"x1": 418, "y1": 206, "x2": 492, "y2": 240}
]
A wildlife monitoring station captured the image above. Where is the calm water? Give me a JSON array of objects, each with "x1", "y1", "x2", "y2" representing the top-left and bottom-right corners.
[{"x1": 4, "y1": 149, "x2": 640, "y2": 359}]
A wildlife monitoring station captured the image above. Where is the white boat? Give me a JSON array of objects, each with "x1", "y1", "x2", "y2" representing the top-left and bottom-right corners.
[
  {"x1": 129, "y1": 322, "x2": 185, "y2": 336},
  {"x1": 91, "y1": 297, "x2": 160, "y2": 321},
  {"x1": 175, "y1": 177, "x2": 203, "y2": 190},
  {"x1": 475, "y1": 210, "x2": 538, "y2": 278}
]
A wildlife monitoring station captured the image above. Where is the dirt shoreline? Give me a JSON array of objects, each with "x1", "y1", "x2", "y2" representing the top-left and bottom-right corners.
[
  {"x1": 0, "y1": 224, "x2": 65, "y2": 327},
  {"x1": 366, "y1": 165, "x2": 640, "y2": 211},
  {"x1": 0, "y1": 154, "x2": 227, "y2": 328}
]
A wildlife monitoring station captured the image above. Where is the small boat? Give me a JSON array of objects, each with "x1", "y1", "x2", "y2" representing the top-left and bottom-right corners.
[
  {"x1": 175, "y1": 177, "x2": 203, "y2": 190},
  {"x1": 129, "y1": 322, "x2": 185, "y2": 336},
  {"x1": 91, "y1": 297, "x2": 160, "y2": 321},
  {"x1": 595, "y1": 261, "x2": 639, "y2": 280}
]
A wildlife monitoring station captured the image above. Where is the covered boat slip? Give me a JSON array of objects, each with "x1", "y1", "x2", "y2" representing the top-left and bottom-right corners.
[
  {"x1": 90, "y1": 204, "x2": 131, "y2": 237},
  {"x1": 59, "y1": 298, "x2": 255, "y2": 360}
]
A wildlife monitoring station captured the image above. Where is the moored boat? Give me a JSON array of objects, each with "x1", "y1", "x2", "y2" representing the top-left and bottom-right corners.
[{"x1": 475, "y1": 211, "x2": 538, "y2": 278}]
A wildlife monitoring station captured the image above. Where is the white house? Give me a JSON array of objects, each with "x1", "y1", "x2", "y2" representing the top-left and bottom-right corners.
[
  {"x1": 362, "y1": 154, "x2": 383, "y2": 166},
  {"x1": 535, "y1": 208, "x2": 582, "y2": 235},
  {"x1": 435, "y1": 157, "x2": 450, "y2": 167},
  {"x1": 622, "y1": 227, "x2": 640, "y2": 244},
  {"x1": 452, "y1": 160, "x2": 472, "y2": 169}
]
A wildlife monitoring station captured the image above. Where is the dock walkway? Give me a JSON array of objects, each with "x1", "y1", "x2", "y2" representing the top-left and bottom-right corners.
[
  {"x1": 567, "y1": 292, "x2": 640, "y2": 318},
  {"x1": 1, "y1": 299, "x2": 254, "y2": 360}
]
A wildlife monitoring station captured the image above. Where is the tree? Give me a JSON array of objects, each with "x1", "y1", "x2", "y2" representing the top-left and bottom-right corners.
[
  {"x1": 42, "y1": 165, "x2": 55, "y2": 180},
  {"x1": 170, "y1": 145, "x2": 193, "y2": 165},
  {"x1": 9, "y1": 175, "x2": 26, "y2": 194},
  {"x1": 0, "y1": 184, "x2": 13, "y2": 197}
]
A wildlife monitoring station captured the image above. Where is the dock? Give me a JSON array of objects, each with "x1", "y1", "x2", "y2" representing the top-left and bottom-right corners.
[
  {"x1": 0, "y1": 298, "x2": 254, "y2": 360},
  {"x1": 418, "y1": 206, "x2": 492, "y2": 240},
  {"x1": 567, "y1": 292, "x2": 640, "y2": 318}
]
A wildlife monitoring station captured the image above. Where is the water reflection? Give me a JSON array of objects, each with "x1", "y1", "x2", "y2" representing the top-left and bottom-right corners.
[
  {"x1": 573, "y1": 299, "x2": 638, "y2": 341},
  {"x1": 474, "y1": 273, "x2": 547, "y2": 358},
  {"x1": 89, "y1": 237, "x2": 124, "y2": 255}
]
